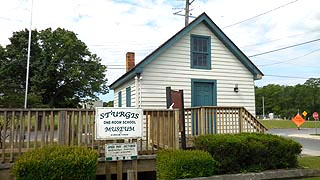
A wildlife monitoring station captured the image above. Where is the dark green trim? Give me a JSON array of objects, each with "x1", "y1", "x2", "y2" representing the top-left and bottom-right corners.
[
  {"x1": 191, "y1": 79, "x2": 217, "y2": 107},
  {"x1": 109, "y1": 12, "x2": 263, "y2": 89},
  {"x1": 118, "y1": 91, "x2": 122, "y2": 107},
  {"x1": 126, "y1": 86, "x2": 131, "y2": 107},
  {"x1": 190, "y1": 34, "x2": 211, "y2": 70},
  {"x1": 200, "y1": 19, "x2": 263, "y2": 79},
  {"x1": 110, "y1": 70, "x2": 137, "y2": 90}
]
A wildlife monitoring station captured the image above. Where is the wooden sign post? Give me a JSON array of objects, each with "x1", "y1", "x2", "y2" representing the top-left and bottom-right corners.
[
  {"x1": 95, "y1": 107, "x2": 142, "y2": 180},
  {"x1": 166, "y1": 87, "x2": 186, "y2": 150}
]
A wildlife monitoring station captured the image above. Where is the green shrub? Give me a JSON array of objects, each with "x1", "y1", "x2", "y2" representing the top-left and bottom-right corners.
[
  {"x1": 156, "y1": 149, "x2": 218, "y2": 180},
  {"x1": 12, "y1": 145, "x2": 98, "y2": 180},
  {"x1": 194, "y1": 133, "x2": 302, "y2": 174}
]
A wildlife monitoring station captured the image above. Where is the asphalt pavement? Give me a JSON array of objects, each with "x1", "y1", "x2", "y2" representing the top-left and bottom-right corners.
[{"x1": 267, "y1": 128, "x2": 320, "y2": 156}]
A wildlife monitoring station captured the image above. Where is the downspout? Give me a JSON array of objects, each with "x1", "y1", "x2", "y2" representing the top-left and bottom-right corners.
[
  {"x1": 135, "y1": 73, "x2": 142, "y2": 108},
  {"x1": 135, "y1": 76, "x2": 139, "y2": 107},
  {"x1": 139, "y1": 76, "x2": 142, "y2": 108}
]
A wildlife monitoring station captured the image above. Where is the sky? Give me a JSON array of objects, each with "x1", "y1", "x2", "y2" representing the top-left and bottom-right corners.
[{"x1": 1, "y1": 0, "x2": 320, "y2": 102}]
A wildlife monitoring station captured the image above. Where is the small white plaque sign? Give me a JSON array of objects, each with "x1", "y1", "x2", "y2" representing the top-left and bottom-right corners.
[{"x1": 105, "y1": 143, "x2": 138, "y2": 161}]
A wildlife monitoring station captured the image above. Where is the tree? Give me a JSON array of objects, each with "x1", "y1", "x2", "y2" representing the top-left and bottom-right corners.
[
  {"x1": 255, "y1": 78, "x2": 320, "y2": 119},
  {"x1": 103, "y1": 101, "x2": 114, "y2": 107},
  {"x1": 303, "y1": 78, "x2": 320, "y2": 114},
  {"x1": 0, "y1": 45, "x2": 4, "y2": 61},
  {"x1": 0, "y1": 28, "x2": 108, "y2": 108},
  {"x1": 0, "y1": 29, "x2": 43, "y2": 108}
]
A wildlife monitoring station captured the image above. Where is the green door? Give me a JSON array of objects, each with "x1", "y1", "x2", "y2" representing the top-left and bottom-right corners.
[
  {"x1": 193, "y1": 82, "x2": 214, "y2": 106},
  {"x1": 191, "y1": 79, "x2": 217, "y2": 135},
  {"x1": 192, "y1": 80, "x2": 216, "y2": 107}
]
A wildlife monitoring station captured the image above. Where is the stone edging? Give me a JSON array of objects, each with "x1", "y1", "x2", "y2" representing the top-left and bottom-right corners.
[{"x1": 179, "y1": 169, "x2": 320, "y2": 180}]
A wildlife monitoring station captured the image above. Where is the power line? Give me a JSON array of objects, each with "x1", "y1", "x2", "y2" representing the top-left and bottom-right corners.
[
  {"x1": 223, "y1": 0, "x2": 299, "y2": 29},
  {"x1": 241, "y1": 28, "x2": 320, "y2": 49},
  {"x1": 0, "y1": 16, "x2": 25, "y2": 23},
  {"x1": 173, "y1": 0, "x2": 196, "y2": 26},
  {"x1": 264, "y1": 74, "x2": 311, "y2": 79},
  {"x1": 248, "y1": 38, "x2": 320, "y2": 57},
  {"x1": 258, "y1": 48, "x2": 320, "y2": 66}
]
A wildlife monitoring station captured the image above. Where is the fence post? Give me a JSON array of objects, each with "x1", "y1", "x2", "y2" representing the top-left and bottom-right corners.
[
  {"x1": 200, "y1": 107, "x2": 205, "y2": 135},
  {"x1": 59, "y1": 111, "x2": 66, "y2": 145},
  {"x1": 174, "y1": 109, "x2": 180, "y2": 149},
  {"x1": 117, "y1": 160, "x2": 123, "y2": 180},
  {"x1": 238, "y1": 108, "x2": 243, "y2": 133}
]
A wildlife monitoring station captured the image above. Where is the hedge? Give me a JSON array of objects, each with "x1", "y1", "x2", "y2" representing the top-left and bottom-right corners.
[
  {"x1": 194, "y1": 133, "x2": 302, "y2": 174},
  {"x1": 12, "y1": 145, "x2": 98, "y2": 180},
  {"x1": 156, "y1": 149, "x2": 218, "y2": 180}
]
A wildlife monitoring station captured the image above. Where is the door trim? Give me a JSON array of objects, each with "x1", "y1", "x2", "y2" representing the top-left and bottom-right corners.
[{"x1": 191, "y1": 79, "x2": 217, "y2": 107}]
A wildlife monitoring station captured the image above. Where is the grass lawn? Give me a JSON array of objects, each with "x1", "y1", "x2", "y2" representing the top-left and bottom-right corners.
[
  {"x1": 299, "y1": 156, "x2": 320, "y2": 169},
  {"x1": 299, "y1": 177, "x2": 320, "y2": 180},
  {"x1": 298, "y1": 156, "x2": 320, "y2": 180},
  {"x1": 259, "y1": 120, "x2": 320, "y2": 129}
]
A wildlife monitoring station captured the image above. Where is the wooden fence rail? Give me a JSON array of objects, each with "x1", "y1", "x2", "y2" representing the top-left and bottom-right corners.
[
  {"x1": 184, "y1": 106, "x2": 267, "y2": 144},
  {"x1": 0, "y1": 109, "x2": 180, "y2": 163},
  {"x1": 0, "y1": 107, "x2": 266, "y2": 164}
]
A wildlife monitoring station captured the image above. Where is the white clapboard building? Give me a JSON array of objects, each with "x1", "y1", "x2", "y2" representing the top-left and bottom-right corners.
[{"x1": 110, "y1": 12, "x2": 263, "y2": 116}]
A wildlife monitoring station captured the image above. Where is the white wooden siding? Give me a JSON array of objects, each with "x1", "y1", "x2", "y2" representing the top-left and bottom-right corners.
[
  {"x1": 114, "y1": 79, "x2": 135, "y2": 107},
  {"x1": 139, "y1": 23, "x2": 257, "y2": 115},
  {"x1": 113, "y1": 22, "x2": 258, "y2": 115}
]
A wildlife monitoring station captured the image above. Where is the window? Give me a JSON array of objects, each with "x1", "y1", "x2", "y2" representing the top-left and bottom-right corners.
[
  {"x1": 126, "y1": 87, "x2": 131, "y2": 107},
  {"x1": 191, "y1": 35, "x2": 211, "y2": 69},
  {"x1": 118, "y1": 91, "x2": 122, "y2": 107}
]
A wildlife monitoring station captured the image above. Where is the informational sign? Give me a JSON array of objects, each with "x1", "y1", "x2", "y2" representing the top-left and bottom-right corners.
[
  {"x1": 313, "y1": 112, "x2": 319, "y2": 120},
  {"x1": 105, "y1": 143, "x2": 137, "y2": 161},
  {"x1": 95, "y1": 107, "x2": 143, "y2": 140},
  {"x1": 292, "y1": 114, "x2": 305, "y2": 127}
]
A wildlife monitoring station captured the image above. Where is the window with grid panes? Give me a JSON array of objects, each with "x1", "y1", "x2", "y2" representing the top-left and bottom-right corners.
[{"x1": 190, "y1": 35, "x2": 211, "y2": 69}]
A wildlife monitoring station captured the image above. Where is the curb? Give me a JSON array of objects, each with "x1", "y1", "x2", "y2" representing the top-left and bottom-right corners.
[
  {"x1": 288, "y1": 134, "x2": 320, "y2": 140},
  {"x1": 179, "y1": 169, "x2": 320, "y2": 180}
]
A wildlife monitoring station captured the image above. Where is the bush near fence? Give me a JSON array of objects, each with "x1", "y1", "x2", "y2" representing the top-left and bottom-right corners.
[
  {"x1": 194, "y1": 133, "x2": 302, "y2": 174},
  {"x1": 156, "y1": 149, "x2": 218, "y2": 180},
  {"x1": 12, "y1": 145, "x2": 98, "y2": 180}
]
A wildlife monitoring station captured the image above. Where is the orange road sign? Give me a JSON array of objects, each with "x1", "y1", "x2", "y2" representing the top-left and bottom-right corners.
[{"x1": 292, "y1": 114, "x2": 305, "y2": 127}]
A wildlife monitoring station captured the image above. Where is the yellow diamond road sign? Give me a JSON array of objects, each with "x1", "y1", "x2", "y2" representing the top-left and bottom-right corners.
[{"x1": 302, "y1": 111, "x2": 307, "y2": 117}]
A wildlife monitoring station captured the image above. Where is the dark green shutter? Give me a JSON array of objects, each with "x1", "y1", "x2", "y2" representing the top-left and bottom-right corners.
[
  {"x1": 118, "y1": 91, "x2": 122, "y2": 107},
  {"x1": 126, "y1": 87, "x2": 131, "y2": 107}
]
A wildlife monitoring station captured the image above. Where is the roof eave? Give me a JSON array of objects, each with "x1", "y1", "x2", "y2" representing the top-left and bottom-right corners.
[
  {"x1": 201, "y1": 18, "x2": 264, "y2": 80},
  {"x1": 109, "y1": 67, "x2": 142, "y2": 90},
  {"x1": 109, "y1": 12, "x2": 264, "y2": 89}
]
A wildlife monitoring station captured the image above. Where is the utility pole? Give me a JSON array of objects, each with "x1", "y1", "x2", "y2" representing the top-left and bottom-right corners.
[
  {"x1": 173, "y1": 0, "x2": 195, "y2": 26},
  {"x1": 184, "y1": 0, "x2": 190, "y2": 26}
]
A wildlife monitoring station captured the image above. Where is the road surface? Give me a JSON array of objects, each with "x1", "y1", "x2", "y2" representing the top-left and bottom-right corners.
[{"x1": 268, "y1": 128, "x2": 320, "y2": 156}]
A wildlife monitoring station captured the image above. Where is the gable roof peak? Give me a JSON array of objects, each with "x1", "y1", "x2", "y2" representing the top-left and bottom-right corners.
[{"x1": 110, "y1": 12, "x2": 263, "y2": 89}]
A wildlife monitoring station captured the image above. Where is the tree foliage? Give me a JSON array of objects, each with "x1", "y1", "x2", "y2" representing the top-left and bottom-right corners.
[
  {"x1": 0, "y1": 28, "x2": 108, "y2": 108},
  {"x1": 103, "y1": 101, "x2": 114, "y2": 107},
  {"x1": 255, "y1": 78, "x2": 320, "y2": 119}
]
